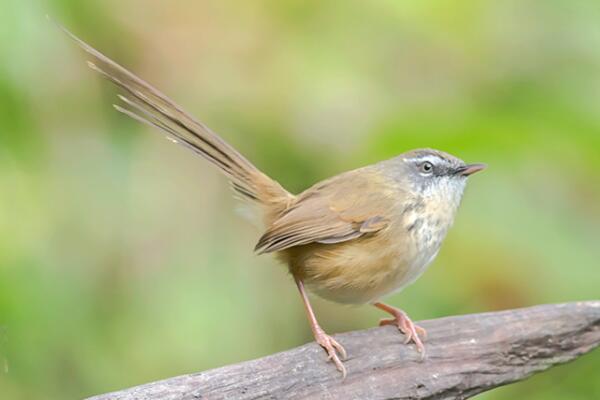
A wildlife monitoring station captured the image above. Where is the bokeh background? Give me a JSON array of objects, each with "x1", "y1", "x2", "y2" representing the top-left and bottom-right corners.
[{"x1": 1, "y1": 0, "x2": 599, "y2": 399}]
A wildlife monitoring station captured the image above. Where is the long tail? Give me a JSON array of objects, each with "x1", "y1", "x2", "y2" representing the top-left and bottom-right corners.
[{"x1": 62, "y1": 25, "x2": 293, "y2": 217}]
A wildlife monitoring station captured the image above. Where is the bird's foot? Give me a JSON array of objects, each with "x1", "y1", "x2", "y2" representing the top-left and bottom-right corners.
[
  {"x1": 314, "y1": 328, "x2": 347, "y2": 378},
  {"x1": 379, "y1": 309, "x2": 427, "y2": 359}
]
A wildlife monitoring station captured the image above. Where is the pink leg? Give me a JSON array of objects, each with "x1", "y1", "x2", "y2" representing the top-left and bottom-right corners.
[
  {"x1": 295, "y1": 277, "x2": 347, "y2": 378},
  {"x1": 374, "y1": 302, "x2": 427, "y2": 359}
]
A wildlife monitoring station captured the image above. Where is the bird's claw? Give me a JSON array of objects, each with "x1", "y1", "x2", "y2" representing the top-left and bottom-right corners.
[
  {"x1": 315, "y1": 329, "x2": 347, "y2": 378},
  {"x1": 379, "y1": 312, "x2": 427, "y2": 359}
]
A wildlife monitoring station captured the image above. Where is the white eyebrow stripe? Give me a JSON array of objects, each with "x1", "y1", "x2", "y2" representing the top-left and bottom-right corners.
[{"x1": 405, "y1": 155, "x2": 444, "y2": 164}]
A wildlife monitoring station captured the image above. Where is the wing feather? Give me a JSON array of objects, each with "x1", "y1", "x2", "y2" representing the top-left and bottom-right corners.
[{"x1": 255, "y1": 168, "x2": 397, "y2": 253}]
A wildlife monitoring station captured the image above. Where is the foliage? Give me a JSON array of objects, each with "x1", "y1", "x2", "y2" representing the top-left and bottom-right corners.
[{"x1": 0, "y1": 1, "x2": 598, "y2": 398}]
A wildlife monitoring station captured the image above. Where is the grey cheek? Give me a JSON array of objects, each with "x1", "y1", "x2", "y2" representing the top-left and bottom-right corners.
[{"x1": 418, "y1": 179, "x2": 433, "y2": 194}]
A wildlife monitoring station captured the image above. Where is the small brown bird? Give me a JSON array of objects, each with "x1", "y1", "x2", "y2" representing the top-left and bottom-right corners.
[{"x1": 64, "y1": 27, "x2": 485, "y2": 377}]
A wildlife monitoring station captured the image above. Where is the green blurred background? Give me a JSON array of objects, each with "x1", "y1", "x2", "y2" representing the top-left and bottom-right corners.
[{"x1": 1, "y1": 0, "x2": 599, "y2": 398}]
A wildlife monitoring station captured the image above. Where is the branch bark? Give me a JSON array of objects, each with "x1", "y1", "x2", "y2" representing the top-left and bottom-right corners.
[{"x1": 88, "y1": 301, "x2": 600, "y2": 400}]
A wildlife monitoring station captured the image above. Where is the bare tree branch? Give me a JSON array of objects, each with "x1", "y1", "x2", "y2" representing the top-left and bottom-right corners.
[{"x1": 87, "y1": 301, "x2": 600, "y2": 400}]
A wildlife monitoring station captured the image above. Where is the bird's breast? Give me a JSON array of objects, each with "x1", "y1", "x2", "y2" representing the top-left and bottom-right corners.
[
  {"x1": 285, "y1": 200, "x2": 454, "y2": 305},
  {"x1": 391, "y1": 199, "x2": 456, "y2": 291}
]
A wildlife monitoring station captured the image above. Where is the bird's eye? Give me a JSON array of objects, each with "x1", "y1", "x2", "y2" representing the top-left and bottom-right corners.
[{"x1": 419, "y1": 161, "x2": 434, "y2": 175}]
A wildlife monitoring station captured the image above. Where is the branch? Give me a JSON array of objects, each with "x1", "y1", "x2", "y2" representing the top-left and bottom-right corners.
[{"x1": 88, "y1": 301, "x2": 600, "y2": 400}]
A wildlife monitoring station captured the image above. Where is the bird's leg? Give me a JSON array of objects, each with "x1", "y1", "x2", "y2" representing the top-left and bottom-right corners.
[
  {"x1": 374, "y1": 302, "x2": 426, "y2": 358},
  {"x1": 295, "y1": 277, "x2": 347, "y2": 378}
]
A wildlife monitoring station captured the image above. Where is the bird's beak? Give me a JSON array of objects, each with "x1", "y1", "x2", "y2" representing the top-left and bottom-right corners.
[{"x1": 456, "y1": 163, "x2": 487, "y2": 177}]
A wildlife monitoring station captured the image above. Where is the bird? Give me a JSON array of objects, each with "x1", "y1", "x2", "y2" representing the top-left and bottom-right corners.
[{"x1": 62, "y1": 26, "x2": 485, "y2": 378}]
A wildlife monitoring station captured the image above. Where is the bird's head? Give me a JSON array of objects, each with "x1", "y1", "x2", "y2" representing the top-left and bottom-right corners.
[{"x1": 396, "y1": 148, "x2": 486, "y2": 211}]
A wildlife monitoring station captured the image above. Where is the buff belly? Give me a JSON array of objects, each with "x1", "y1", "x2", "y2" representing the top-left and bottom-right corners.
[{"x1": 281, "y1": 227, "x2": 435, "y2": 304}]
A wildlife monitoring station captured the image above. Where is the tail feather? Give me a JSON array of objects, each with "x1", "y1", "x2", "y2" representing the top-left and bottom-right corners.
[{"x1": 62, "y1": 25, "x2": 292, "y2": 211}]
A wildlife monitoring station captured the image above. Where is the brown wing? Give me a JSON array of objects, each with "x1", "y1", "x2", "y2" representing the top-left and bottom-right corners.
[{"x1": 255, "y1": 167, "x2": 398, "y2": 254}]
